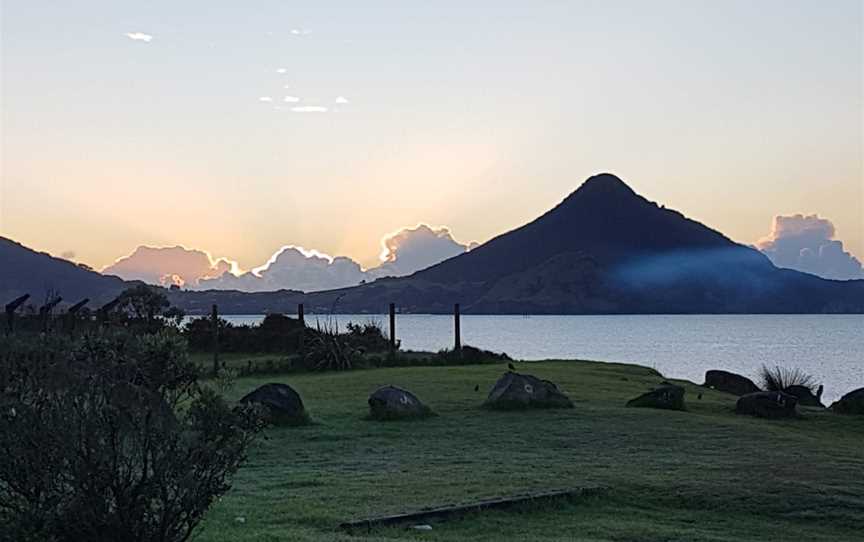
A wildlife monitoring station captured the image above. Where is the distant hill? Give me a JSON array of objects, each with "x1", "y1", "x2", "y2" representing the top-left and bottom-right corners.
[
  {"x1": 275, "y1": 173, "x2": 864, "y2": 314},
  {"x1": 0, "y1": 237, "x2": 129, "y2": 309},
  {"x1": 4, "y1": 174, "x2": 864, "y2": 314}
]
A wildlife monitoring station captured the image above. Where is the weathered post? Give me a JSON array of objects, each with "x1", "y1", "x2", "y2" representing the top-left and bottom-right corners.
[
  {"x1": 98, "y1": 297, "x2": 121, "y2": 327},
  {"x1": 211, "y1": 304, "x2": 219, "y2": 377},
  {"x1": 389, "y1": 303, "x2": 396, "y2": 356},
  {"x1": 297, "y1": 303, "x2": 306, "y2": 351},
  {"x1": 454, "y1": 303, "x2": 462, "y2": 357},
  {"x1": 5, "y1": 294, "x2": 30, "y2": 335},
  {"x1": 66, "y1": 298, "x2": 89, "y2": 333},
  {"x1": 39, "y1": 296, "x2": 62, "y2": 334}
]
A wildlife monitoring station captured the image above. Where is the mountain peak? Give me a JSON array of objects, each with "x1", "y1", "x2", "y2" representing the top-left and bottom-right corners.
[{"x1": 574, "y1": 173, "x2": 637, "y2": 198}]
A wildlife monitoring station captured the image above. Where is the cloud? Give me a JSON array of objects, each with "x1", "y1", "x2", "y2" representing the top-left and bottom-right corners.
[
  {"x1": 199, "y1": 246, "x2": 365, "y2": 292},
  {"x1": 276, "y1": 68, "x2": 288, "y2": 74},
  {"x1": 291, "y1": 106, "x2": 328, "y2": 113},
  {"x1": 283, "y1": 96, "x2": 300, "y2": 103},
  {"x1": 103, "y1": 246, "x2": 240, "y2": 288},
  {"x1": 104, "y1": 225, "x2": 476, "y2": 293},
  {"x1": 258, "y1": 96, "x2": 273, "y2": 103},
  {"x1": 290, "y1": 29, "x2": 311, "y2": 36},
  {"x1": 335, "y1": 96, "x2": 349, "y2": 104},
  {"x1": 369, "y1": 224, "x2": 473, "y2": 278},
  {"x1": 125, "y1": 32, "x2": 153, "y2": 43},
  {"x1": 756, "y1": 214, "x2": 864, "y2": 280}
]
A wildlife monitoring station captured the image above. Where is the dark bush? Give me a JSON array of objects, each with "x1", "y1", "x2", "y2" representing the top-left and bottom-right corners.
[
  {"x1": 0, "y1": 330, "x2": 264, "y2": 542},
  {"x1": 436, "y1": 345, "x2": 511, "y2": 364},
  {"x1": 342, "y1": 321, "x2": 393, "y2": 353},
  {"x1": 184, "y1": 314, "x2": 305, "y2": 354}
]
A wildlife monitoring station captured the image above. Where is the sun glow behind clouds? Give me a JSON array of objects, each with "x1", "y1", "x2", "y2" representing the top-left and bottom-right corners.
[{"x1": 251, "y1": 245, "x2": 335, "y2": 276}]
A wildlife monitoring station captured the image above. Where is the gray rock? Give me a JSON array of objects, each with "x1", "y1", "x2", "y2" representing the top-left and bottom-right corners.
[
  {"x1": 484, "y1": 372, "x2": 573, "y2": 410},
  {"x1": 368, "y1": 386, "x2": 433, "y2": 420},
  {"x1": 736, "y1": 391, "x2": 798, "y2": 419},
  {"x1": 784, "y1": 384, "x2": 824, "y2": 408},
  {"x1": 703, "y1": 370, "x2": 760, "y2": 396},
  {"x1": 239, "y1": 383, "x2": 308, "y2": 425},
  {"x1": 626, "y1": 384, "x2": 685, "y2": 411},
  {"x1": 831, "y1": 387, "x2": 864, "y2": 415}
]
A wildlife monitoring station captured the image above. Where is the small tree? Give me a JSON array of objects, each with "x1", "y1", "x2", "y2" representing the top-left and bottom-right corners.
[
  {"x1": 118, "y1": 284, "x2": 171, "y2": 330},
  {"x1": 0, "y1": 330, "x2": 264, "y2": 542}
]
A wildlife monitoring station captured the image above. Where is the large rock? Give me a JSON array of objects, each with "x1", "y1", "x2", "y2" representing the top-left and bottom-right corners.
[
  {"x1": 484, "y1": 372, "x2": 573, "y2": 410},
  {"x1": 784, "y1": 384, "x2": 824, "y2": 408},
  {"x1": 703, "y1": 370, "x2": 760, "y2": 396},
  {"x1": 239, "y1": 383, "x2": 308, "y2": 425},
  {"x1": 736, "y1": 391, "x2": 798, "y2": 419},
  {"x1": 831, "y1": 387, "x2": 864, "y2": 415},
  {"x1": 626, "y1": 384, "x2": 685, "y2": 411},
  {"x1": 368, "y1": 386, "x2": 433, "y2": 420}
]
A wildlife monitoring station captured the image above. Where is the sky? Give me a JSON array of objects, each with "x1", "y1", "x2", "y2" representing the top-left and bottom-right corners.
[{"x1": 1, "y1": 0, "x2": 862, "y2": 276}]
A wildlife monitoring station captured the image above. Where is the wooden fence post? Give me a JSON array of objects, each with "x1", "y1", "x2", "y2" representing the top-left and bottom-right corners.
[
  {"x1": 454, "y1": 303, "x2": 461, "y2": 356},
  {"x1": 389, "y1": 303, "x2": 396, "y2": 356},
  {"x1": 297, "y1": 303, "x2": 306, "y2": 351},
  {"x1": 5, "y1": 294, "x2": 30, "y2": 336},
  {"x1": 211, "y1": 304, "x2": 219, "y2": 377}
]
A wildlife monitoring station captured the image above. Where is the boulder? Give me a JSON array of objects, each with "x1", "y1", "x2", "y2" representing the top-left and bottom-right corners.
[
  {"x1": 703, "y1": 370, "x2": 760, "y2": 396},
  {"x1": 735, "y1": 391, "x2": 798, "y2": 419},
  {"x1": 831, "y1": 387, "x2": 864, "y2": 415},
  {"x1": 368, "y1": 386, "x2": 433, "y2": 420},
  {"x1": 239, "y1": 383, "x2": 308, "y2": 425},
  {"x1": 484, "y1": 372, "x2": 573, "y2": 410},
  {"x1": 626, "y1": 384, "x2": 685, "y2": 411},
  {"x1": 784, "y1": 384, "x2": 824, "y2": 408}
]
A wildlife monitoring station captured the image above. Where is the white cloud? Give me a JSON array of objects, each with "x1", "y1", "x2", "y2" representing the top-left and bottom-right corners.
[
  {"x1": 335, "y1": 96, "x2": 349, "y2": 104},
  {"x1": 757, "y1": 214, "x2": 864, "y2": 280},
  {"x1": 103, "y1": 246, "x2": 240, "y2": 288},
  {"x1": 290, "y1": 29, "x2": 311, "y2": 36},
  {"x1": 291, "y1": 106, "x2": 328, "y2": 113},
  {"x1": 369, "y1": 224, "x2": 472, "y2": 278},
  {"x1": 184, "y1": 225, "x2": 476, "y2": 293},
  {"x1": 200, "y1": 246, "x2": 365, "y2": 292},
  {"x1": 276, "y1": 68, "x2": 287, "y2": 74},
  {"x1": 258, "y1": 96, "x2": 274, "y2": 103},
  {"x1": 283, "y1": 96, "x2": 300, "y2": 103},
  {"x1": 125, "y1": 32, "x2": 153, "y2": 43}
]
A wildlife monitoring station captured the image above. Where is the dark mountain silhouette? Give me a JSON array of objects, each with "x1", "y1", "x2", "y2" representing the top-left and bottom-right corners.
[
  {"x1": 3, "y1": 174, "x2": 863, "y2": 314},
  {"x1": 417, "y1": 173, "x2": 763, "y2": 284},
  {"x1": 0, "y1": 237, "x2": 129, "y2": 308},
  {"x1": 276, "y1": 173, "x2": 863, "y2": 314}
]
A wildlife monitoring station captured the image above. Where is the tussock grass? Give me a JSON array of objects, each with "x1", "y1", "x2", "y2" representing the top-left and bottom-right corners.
[{"x1": 759, "y1": 364, "x2": 818, "y2": 393}]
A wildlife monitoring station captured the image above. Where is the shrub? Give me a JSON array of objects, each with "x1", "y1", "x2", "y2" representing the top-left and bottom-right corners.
[
  {"x1": 0, "y1": 330, "x2": 265, "y2": 542},
  {"x1": 303, "y1": 321, "x2": 361, "y2": 371},
  {"x1": 343, "y1": 320, "x2": 394, "y2": 353},
  {"x1": 436, "y1": 345, "x2": 511, "y2": 365},
  {"x1": 758, "y1": 364, "x2": 817, "y2": 393}
]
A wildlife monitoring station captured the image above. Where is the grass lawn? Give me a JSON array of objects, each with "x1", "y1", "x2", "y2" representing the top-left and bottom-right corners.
[{"x1": 198, "y1": 360, "x2": 864, "y2": 542}]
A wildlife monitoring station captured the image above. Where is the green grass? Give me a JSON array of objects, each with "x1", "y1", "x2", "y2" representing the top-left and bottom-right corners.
[{"x1": 197, "y1": 360, "x2": 864, "y2": 542}]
